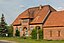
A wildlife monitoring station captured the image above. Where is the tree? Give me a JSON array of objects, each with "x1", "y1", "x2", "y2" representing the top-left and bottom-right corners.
[
  {"x1": 0, "y1": 14, "x2": 7, "y2": 28},
  {"x1": 0, "y1": 14, "x2": 8, "y2": 37}
]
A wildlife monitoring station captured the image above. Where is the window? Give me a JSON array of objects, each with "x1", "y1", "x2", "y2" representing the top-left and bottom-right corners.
[
  {"x1": 50, "y1": 31, "x2": 52, "y2": 37},
  {"x1": 36, "y1": 26, "x2": 40, "y2": 30},
  {"x1": 23, "y1": 19, "x2": 28, "y2": 23},
  {"x1": 20, "y1": 27, "x2": 22, "y2": 32},
  {"x1": 58, "y1": 31, "x2": 60, "y2": 37},
  {"x1": 30, "y1": 26, "x2": 34, "y2": 31},
  {"x1": 16, "y1": 27, "x2": 18, "y2": 30}
]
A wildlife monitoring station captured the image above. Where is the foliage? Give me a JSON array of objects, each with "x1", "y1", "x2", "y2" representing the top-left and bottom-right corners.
[
  {"x1": 31, "y1": 28, "x2": 37, "y2": 39},
  {"x1": 31, "y1": 27, "x2": 43, "y2": 40},
  {"x1": 0, "y1": 28, "x2": 2, "y2": 32},
  {"x1": 0, "y1": 14, "x2": 13, "y2": 37},
  {"x1": 8, "y1": 25, "x2": 13, "y2": 37},
  {"x1": 15, "y1": 29, "x2": 20, "y2": 36},
  {"x1": 0, "y1": 14, "x2": 7, "y2": 27},
  {"x1": 0, "y1": 14, "x2": 8, "y2": 37},
  {"x1": 39, "y1": 29, "x2": 43, "y2": 39}
]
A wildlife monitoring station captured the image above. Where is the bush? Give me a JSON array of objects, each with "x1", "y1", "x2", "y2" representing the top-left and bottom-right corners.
[
  {"x1": 15, "y1": 29, "x2": 20, "y2": 36},
  {"x1": 8, "y1": 25, "x2": 13, "y2": 37},
  {"x1": 31, "y1": 29, "x2": 37, "y2": 39},
  {"x1": 31, "y1": 27, "x2": 43, "y2": 40},
  {"x1": 39, "y1": 29, "x2": 43, "y2": 39}
]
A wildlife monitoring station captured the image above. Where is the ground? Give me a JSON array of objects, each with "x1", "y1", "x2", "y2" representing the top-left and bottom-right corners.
[
  {"x1": 0, "y1": 41, "x2": 9, "y2": 43},
  {"x1": 0, "y1": 37, "x2": 64, "y2": 43}
]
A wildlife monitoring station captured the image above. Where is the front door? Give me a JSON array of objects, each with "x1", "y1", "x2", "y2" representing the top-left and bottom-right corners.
[{"x1": 23, "y1": 27, "x2": 28, "y2": 36}]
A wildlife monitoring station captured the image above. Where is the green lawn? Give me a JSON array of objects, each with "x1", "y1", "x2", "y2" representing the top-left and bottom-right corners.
[{"x1": 0, "y1": 37, "x2": 64, "y2": 43}]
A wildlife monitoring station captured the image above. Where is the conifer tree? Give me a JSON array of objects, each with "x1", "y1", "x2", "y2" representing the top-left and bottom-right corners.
[{"x1": 0, "y1": 14, "x2": 8, "y2": 36}]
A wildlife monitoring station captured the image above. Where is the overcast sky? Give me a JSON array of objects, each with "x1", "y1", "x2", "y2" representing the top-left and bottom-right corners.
[{"x1": 0, "y1": 0, "x2": 64, "y2": 25}]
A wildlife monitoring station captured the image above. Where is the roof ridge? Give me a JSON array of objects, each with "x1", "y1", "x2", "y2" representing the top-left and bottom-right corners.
[{"x1": 29, "y1": 5, "x2": 50, "y2": 9}]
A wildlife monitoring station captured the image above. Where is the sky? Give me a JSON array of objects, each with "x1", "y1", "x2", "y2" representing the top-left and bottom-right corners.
[{"x1": 0, "y1": 0, "x2": 64, "y2": 25}]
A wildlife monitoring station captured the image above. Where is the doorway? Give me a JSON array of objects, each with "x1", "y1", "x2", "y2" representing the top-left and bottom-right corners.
[{"x1": 23, "y1": 27, "x2": 28, "y2": 36}]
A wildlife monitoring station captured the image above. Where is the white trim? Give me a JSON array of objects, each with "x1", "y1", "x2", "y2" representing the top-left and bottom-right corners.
[{"x1": 42, "y1": 10, "x2": 50, "y2": 23}]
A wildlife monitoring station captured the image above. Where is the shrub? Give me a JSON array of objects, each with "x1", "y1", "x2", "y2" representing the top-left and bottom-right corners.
[
  {"x1": 39, "y1": 29, "x2": 43, "y2": 39},
  {"x1": 7, "y1": 25, "x2": 13, "y2": 37},
  {"x1": 31, "y1": 27, "x2": 43, "y2": 40},
  {"x1": 15, "y1": 29, "x2": 20, "y2": 36},
  {"x1": 31, "y1": 29, "x2": 37, "y2": 39}
]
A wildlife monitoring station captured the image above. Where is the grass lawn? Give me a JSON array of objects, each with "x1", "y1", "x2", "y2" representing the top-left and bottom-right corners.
[{"x1": 0, "y1": 37, "x2": 64, "y2": 43}]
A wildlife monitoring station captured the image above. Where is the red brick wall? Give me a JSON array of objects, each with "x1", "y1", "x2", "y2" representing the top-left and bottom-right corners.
[
  {"x1": 21, "y1": 19, "x2": 30, "y2": 36},
  {"x1": 43, "y1": 27, "x2": 64, "y2": 40},
  {"x1": 13, "y1": 26, "x2": 21, "y2": 37}
]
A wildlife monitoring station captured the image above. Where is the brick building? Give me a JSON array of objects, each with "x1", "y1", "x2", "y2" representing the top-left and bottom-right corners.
[{"x1": 12, "y1": 5, "x2": 64, "y2": 40}]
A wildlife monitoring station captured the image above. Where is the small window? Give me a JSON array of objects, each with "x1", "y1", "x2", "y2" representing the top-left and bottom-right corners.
[
  {"x1": 30, "y1": 26, "x2": 34, "y2": 31},
  {"x1": 16, "y1": 27, "x2": 18, "y2": 30},
  {"x1": 58, "y1": 31, "x2": 60, "y2": 37},
  {"x1": 20, "y1": 27, "x2": 22, "y2": 31},
  {"x1": 50, "y1": 31, "x2": 52, "y2": 37}
]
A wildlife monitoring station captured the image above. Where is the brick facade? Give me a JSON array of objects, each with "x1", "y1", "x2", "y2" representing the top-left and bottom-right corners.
[
  {"x1": 43, "y1": 27, "x2": 64, "y2": 40},
  {"x1": 12, "y1": 5, "x2": 64, "y2": 40}
]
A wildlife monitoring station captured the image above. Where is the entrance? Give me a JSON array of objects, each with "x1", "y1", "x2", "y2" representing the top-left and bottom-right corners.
[{"x1": 23, "y1": 27, "x2": 28, "y2": 36}]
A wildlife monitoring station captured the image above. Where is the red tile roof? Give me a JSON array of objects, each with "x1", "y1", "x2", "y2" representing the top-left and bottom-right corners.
[
  {"x1": 12, "y1": 5, "x2": 56, "y2": 25},
  {"x1": 43, "y1": 11, "x2": 64, "y2": 27},
  {"x1": 30, "y1": 6, "x2": 50, "y2": 24},
  {"x1": 12, "y1": 8, "x2": 39, "y2": 25},
  {"x1": 30, "y1": 5, "x2": 56, "y2": 24},
  {"x1": 12, "y1": 14, "x2": 21, "y2": 25},
  {"x1": 19, "y1": 9, "x2": 33, "y2": 19}
]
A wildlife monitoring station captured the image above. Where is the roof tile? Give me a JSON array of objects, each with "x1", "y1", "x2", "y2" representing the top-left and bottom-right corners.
[{"x1": 43, "y1": 11, "x2": 64, "y2": 27}]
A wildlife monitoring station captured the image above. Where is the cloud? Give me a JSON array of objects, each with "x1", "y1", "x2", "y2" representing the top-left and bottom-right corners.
[{"x1": 57, "y1": 7, "x2": 64, "y2": 11}]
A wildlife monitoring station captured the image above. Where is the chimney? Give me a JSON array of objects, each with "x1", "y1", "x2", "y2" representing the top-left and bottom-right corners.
[{"x1": 39, "y1": 5, "x2": 42, "y2": 10}]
